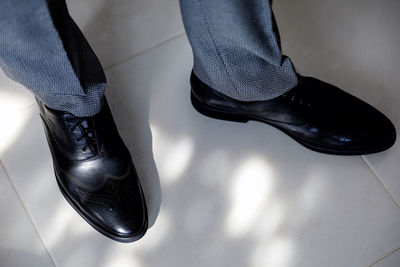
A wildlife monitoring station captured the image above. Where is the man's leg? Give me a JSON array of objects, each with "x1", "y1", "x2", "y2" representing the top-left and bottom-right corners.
[
  {"x1": 179, "y1": 0, "x2": 298, "y2": 101},
  {"x1": 0, "y1": 0, "x2": 148, "y2": 242},
  {"x1": 180, "y1": 0, "x2": 396, "y2": 155},
  {"x1": 0, "y1": 0, "x2": 105, "y2": 116}
]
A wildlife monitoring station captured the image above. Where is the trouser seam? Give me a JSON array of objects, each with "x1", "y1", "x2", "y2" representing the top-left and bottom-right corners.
[{"x1": 197, "y1": 0, "x2": 240, "y2": 96}]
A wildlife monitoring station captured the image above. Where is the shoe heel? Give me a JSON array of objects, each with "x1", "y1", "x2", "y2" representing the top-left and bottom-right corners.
[{"x1": 190, "y1": 90, "x2": 249, "y2": 123}]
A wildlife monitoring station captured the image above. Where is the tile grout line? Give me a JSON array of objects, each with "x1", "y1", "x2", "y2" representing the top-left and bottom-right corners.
[
  {"x1": 361, "y1": 155, "x2": 400, "y2": 208},
  {"x1": 368, "y1": 246, "x2": 400, "y2": 266},
  {"x1": 0, "y1": 160, "x2": 58, "y2": 267},
  {"x1": 104, "y1": 31, "x2": 185, "y2": 71}
]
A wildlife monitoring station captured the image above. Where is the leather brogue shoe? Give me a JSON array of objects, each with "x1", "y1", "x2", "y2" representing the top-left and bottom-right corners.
[
  {"x1": 190, "y1": 72, "x2": 396, "y2": 155},
  {"x1": 37, "y1": 98, "x2": 148, "y2": 242}
]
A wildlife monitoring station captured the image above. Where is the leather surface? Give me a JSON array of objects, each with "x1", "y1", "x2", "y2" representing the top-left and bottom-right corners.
[
  {"x1": 37, "y1": 98, "x2": 148, "y2": 241},
  {"x1": 191, "y1": 72, "x2": 396, "y2": 154}
]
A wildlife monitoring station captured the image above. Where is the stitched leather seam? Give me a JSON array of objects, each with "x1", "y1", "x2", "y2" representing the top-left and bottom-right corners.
[
  {"x1": 75, "y1": 188, "x2": 112, "y2": 200},
  {"x1": 59, "y1": 164, "x2": 131, "y2": 191}
]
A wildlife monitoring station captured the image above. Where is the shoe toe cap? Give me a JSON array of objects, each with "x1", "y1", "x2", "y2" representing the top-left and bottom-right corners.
[
  {"x1": 367, "y1": 111, "x2": 396, "y2": 149},
  {"x1": 343, "y1": 103, "x2": 397, "y2": 153},
  {"x1": 68, "y1": 170, "x2": 148, "y2": 242},
  {"x1": 91, "y1": 178, "x2": 148, "y2": 242}
]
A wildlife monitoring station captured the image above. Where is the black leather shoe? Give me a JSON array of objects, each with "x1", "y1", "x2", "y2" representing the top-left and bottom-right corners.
[
  {"x1": 37, "y1": 98, "x2": 148, "y2": 242},
  {"x1": 190, "y1": 72, "x2": 396, "y2": 155}
]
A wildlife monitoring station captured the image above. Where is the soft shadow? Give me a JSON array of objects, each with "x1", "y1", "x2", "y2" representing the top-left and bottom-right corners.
[
  {"x1": 1, "y1": 1, "x2": 398, "y2": 267},
  {"x1": 106, "y1": 85, "x2": 162, "y2": 228},
  {"x1": 72, "y1": 0, "x2": 162, "y2": 228},
  {"x1": 0, "y1": 249, "x2": 53, "y2": 267}
]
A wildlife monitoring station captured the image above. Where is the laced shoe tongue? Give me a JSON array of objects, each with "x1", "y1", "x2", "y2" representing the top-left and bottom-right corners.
[
  {"x1": 281, "y1": 81, "x2": 314, "y2": 113},
  {"x1": 68, "y1": 116, "x2": 100, "y2": 155}
]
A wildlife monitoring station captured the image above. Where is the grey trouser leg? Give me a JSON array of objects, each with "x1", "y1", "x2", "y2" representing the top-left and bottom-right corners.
[
  {"x1": 0, "y1": 0, "x2": 106, "y2": 117},
  {"x1": 180, "y1": 0, "x2": 298, "y2": 101}
]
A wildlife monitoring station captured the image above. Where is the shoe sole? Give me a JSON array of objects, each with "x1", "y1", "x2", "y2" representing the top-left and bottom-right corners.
[
  {"x1": 40, "y1": 115, "x2": 148, "y2": 243},
  {"x1": 190, "y1": 90, "x2": 396, "y2": 155}
]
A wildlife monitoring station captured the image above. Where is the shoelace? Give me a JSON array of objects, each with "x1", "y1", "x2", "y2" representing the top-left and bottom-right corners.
[
  {"x1": 66, "y1": 117, "x2": 99, "y2": 153},
  {"x1": 280, "y1": 78, "x2": 313, "y2": 110}
]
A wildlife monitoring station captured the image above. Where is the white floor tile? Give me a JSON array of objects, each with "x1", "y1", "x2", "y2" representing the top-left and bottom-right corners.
[
  {"x1": 275, "y1": 0, "x2": 400, "y2": 209},
  {"x1": 0, "y1": 163, "x2": 54, "y2": 267},
  {"x1": 66, "y1": 0, "x2": 185, "y2": 68},
  {"x1": 0, "y1": 69, "x2": 35, "y2": 112},
  {"x1": 373, "y1": 249, "x2": 400, "y2": 267},
  {"x1": 0, "y1": 70, "x2": 36, "y2": 156},
  {"x1": 1, "y1": 34, "x2": 400, "y2": 267}
]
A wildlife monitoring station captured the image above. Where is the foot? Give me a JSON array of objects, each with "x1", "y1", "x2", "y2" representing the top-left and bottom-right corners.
[
  {"x1": 190, "y1": 72, "x2": 396, "y2": 155},
  {"x1": 37, "y1": 98, "x2": 148, "y2": 242}
]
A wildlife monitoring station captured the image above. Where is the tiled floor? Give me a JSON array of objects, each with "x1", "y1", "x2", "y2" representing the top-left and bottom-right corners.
[{"x1": 1, "y1": 0, "x2": 399, "y2": 266}]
